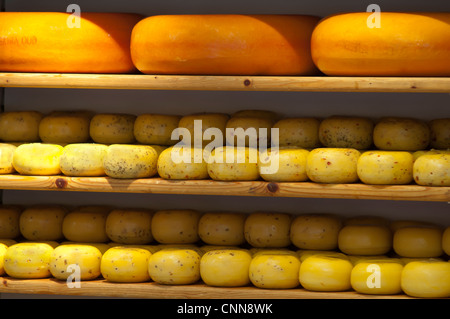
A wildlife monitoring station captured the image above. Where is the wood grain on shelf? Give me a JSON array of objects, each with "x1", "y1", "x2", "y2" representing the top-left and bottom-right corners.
[
  {"x1": 1, "y1": 73, "x2": 450, "y2": 93},
  {"x1": 0, "y1": 174, "x2": 448, "y2": 202},
  {"x1": 0, "y1": 277, "x2": 414, "y2": 299}
]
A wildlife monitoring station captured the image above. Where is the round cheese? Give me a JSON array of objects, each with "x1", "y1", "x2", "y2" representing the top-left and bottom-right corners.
[
  {"x1": 258, "y1": 147, "x2": 309, "y2": 182},
  {"x1": 89, "y1": 113, "x2": 136, "y2": 144},
  {"x1": 0, "y1": 143, "x2": 17, "y2": 174},
  {"x1": 19, "y1": 205, "x2": 67, "y2": 241},
  {"x1": 198, "y1": 212, "x2": 246, "y2": 246},
  {"x1": 151, "y1": 209, "x2": 201, "y2": 244},
  {"x1": 177, "y1": 113, "x2": 229, "y2": 147},
  {"x1": 0, "y1": 243, "x2": 7, "y2": 275},
  {"x1": 12, "y1": 143, "x2": 63, "y2": 175},
  {"x1": 0, "y1": 111, "x2": 43, "y2": 142},
  {"x1": 105, "y1": 208, "x2": 154, "y2": 244},
  {"x1": 62, "y1": 209, "x2": 109, "y2": 243},
  {"x1": 59, "y1": 143, "x2": 108, "y2": 177},
  {"x1": 207, "y1": 146, "x2": 259, "y2": 181},
  {"x1": 157, "y1": 146, "x2": 208, "y2": 180},
  {"x1": 318, "y1": 116, "x2": 374, "y2": 149},
  {"x1": 401, "y1": 260, "x2": 450, "y2": 298},
  {"x1": 134, "y1": 114, "x2": 181, "y2": 145},
  {"x1": 244, "y1": 212, "x2": 292, "y2": 248},
  {"x1": 393, "y1": 226, "x2": 443, "y2": 258},
  {"x1": 429, "y1": 118, "x2": 450, "y2": 149},
  {"x1": 272, "y1": 117, "x2": 321, "y2": 148},
  {"x1": 443, "y1": 226, "x2": 450, "y2": 256},
  {"x1": 39, "y1": 111, "x2": 92, "y2": 144},
  {"x1": 413, "y1": 153, "x2": 450, "y2": 186},
  {"x1": 0, "y1": 205, "x2": 22, "y2": 239},
  {"x1": 225, "y1": 116, "x2": 275, "y2": 148},
  {"x1": 338, "y1": 224, "x2": 392, "y2": 255}
]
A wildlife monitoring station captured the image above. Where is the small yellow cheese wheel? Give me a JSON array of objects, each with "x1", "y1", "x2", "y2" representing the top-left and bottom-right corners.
[
  {"x1": 0, "y1": 239, "x2": 17, "y2": 246},
  {"x1": 393, "y1": 226, "x2": 443, "y2": 258},
  {"x1": 273, "y1": 117, "x2": 321, "y2": 148},
  {"x1": 350, "y1": 258, "x2": 404, "y2": 295},
  {"x1": 148, "y1": 248, "x2": 201, "y2": 285},
  {"x1": 62, "y1": 209, "x2": 109, "y2": 243},
  {"x1": 0, "y1": 111, "x2": 43, "y2": 142},
  {"x1": 401, "y1": 260, "x2": 450, "y2": 298},
  {"x1": 390, "y1": 220, "x2": 437, "y2": 233},
  {"x1": 249, "y1": 251, "x2": 301, "y2": 289},
  {"x1": 429, "y1": 118, "x2": 450, "y2": 149},
  {"x1": 177, "y1": 112, "x2": 229, "y2": 147},
  {"x1": 151, "y1": 209, "x2": 201, "y2": 244},
  {"x1": 50, "y1": 244, "x2": 102, "y2": 281},
  {"x1": 0, "y1": 143, "x2": 17, "y2": 174},
  {"x1": 105, "y1": 208, "x2": 154, "y2": 244},
  {"x1": 244, "y1": 212, "x2": 292, "y2": 248},
  {"x1": 413, "y1": 154, "x2": 450, "y2": 186},
  {"x1": 3, "y1": 242, "x2": 54, "y2": 279},
  {"x1": 0, "y1": 205, "x2": 22, "y2": 239},
  {"x1": 297, "y1": 250, "x2": 347, "y2": 262},
  {"x1": 373, "y1": 117, "x2": 430, "y2": 151},
  {"x1": 306, "y1": 148, "x2": 361, "y2": 183},
  {"x1": 357, "y1": 151, "x2": 414, "y2": 185},
  {"x1": 134, "y1": 113, "x2": 181, "y2": 145},
  {"x1": 101, "y1": 246, "x2": 152, "y2": 283},
  {"x1": 344, "y1": 215, "x2": 390, "y2": 227},
  {"x1": 200, "y1": 249, "x2": 252, "y2": 287},
  {"x1": 89, "y1": 113, "x2": 136, "y2": 144},
  {"x1": 38, "y1": 111, "x2": 92, "y2": 144},
  {"x1": 338, "y1": 225, "x2": 392, "y2": 256},
  {"x1": 198, "y1": 212, "x2": 246, "y2": 246},
  {"x1": 290, "y1": 214, "x2": 343, "y2": 250},
  {"x1": 59, "y1": 143, "x2": 108, "y2": 177},
  {"x1": 157, "y1": 146, "x2": 208, "y2": 180},
  {"x1": 319, "y1": 116, "x2": 374, "y2": 149},
  {"x1": 0, "y1": 243, "x2": 7, "y2": 275},
  {"x1": 19, "y1": 205, "x2": 67, "y2": 241},
  {"x1": 12, "y1": 143, "x2": 63, "y2": 175},
  {"x1": 299, "y1": 254, "x2": 353, "y2": 292},
  {"x1": 207, "y1": 146, "x2": 259, "y2": 181},
  {"x1": 103, "y1": 144, "x2": 162, "y2": 179},
  {"x1": 258, "y1": 147, "x2": 309, "y2": 182},
  {"x1": 443, "y1": 227, "x2": 450, "y2": 256},
  {"x1": 225, "y1": 116, "x2": 275, "y2": 147}
]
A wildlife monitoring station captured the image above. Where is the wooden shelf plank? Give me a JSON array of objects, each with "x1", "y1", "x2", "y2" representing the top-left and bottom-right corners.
[
  {"x1": 1, "y1": 73, "x2": 450, "y2": 92},
  {"x1": 0, "y1": 277, "x2": 414, "y2": 299},
  {"x1": 0, "y1": 175, "x2": 448, "y2": 202}
]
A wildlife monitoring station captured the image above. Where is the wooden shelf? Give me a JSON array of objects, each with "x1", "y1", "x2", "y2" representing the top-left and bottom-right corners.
[
  {"x1": 0, "y1": 174, "x2": 448, "y2": 202},
  {"x1": 1, "y1": 73, "x2": 450, "y2": 92}
]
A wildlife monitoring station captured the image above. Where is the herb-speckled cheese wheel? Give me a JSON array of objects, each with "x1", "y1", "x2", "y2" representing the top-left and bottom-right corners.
[
  {"x1": 0, "y1": 143, "x2": 17, "y2": 174},
  {"x1": 151, "y1": 209, "x2": 201, "y2": 244},
  {"x1": 177, "y1": 113, "x2": 229, "y2": 147},
  {"x1": 401, "y1": 260, "x2": 450, "y2": 298},
  {"x1": 429, "y1": 118, "x2": 450, "y2": 149},
  {"x1": 0, "y1": 111, "x2": 43, "y2": 142},
  {"x1": 19, "y1": 205, "x2": 67, "y2": 241},
  {"x1": 198, "y1": 212, "x2": 246, "y2": 246},
  {"x1": 0, "y1": 205, "x2": 22, "y2": 239},
  {"x1": 89, "y1": 113, "x2": 136, "y2": 144},
  {"x1": 244, "y1": 212, "x2": 292, "y2": 248},
  {"x1": 319, "y1": 116, "x2": 374, "y2": 149},
  {"x1": 413, "y1": 153, "x2": 450, "y2": 186},
  {"x1": 258, "y1": 147, "x2": 309, "y2": 182},
  {"x1": 157, "y1": 146, "x2": 208, "y2": 180},
  {"x1": 62, "y1": 209, "x2": 109, "y2": 243},
  {"x1": 134, "y1": 114, "x2": 181, "y2": 145},
  {"x1": 200, "y1": 249, "x2": 252, "y2": 287},
  {"x1": 12, "y1": 143, "x2": 63, "y2": 175},
  {"x1": 39, "y1": 111, "x2": 93, "y2": 144},
  {"x1": 273, "y1": 118, "x2": 321, "y2": 148},
  {"x1": 225, "y1": 116, "x2": 274, "y2": 147},
  {"x1": 207, "y1": 146, "x2": 259, "y2": 181},
  {"x1": 338, "y1": 224, "x2": 392, "y2": 256},
  {"x1": 59, "y1": 143, "x2": 108, "y2": 177},
  {"x1": 105, "y1": 208, "x2": 154, "y2": 244},
  {"x1": 393, "y1": 226, "x2": 443, "y2": 258}
]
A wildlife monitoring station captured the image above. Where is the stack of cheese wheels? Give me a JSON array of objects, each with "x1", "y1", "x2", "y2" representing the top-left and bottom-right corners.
[
  {"x1": 130, "y1": 14, "x2": 321, "y2": 75},
  {"x1": 0, "y1": 12, "x2": 143, "y2": 73},
  {"x1": 311, "y1": 12, "x2": 450, "y2": 76}
]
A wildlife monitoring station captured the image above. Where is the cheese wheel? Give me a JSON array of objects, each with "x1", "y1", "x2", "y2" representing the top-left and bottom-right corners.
[
  {"x1": 373, "y1": 117, "x2": 430, "y2": 151},
  {"x1": 38, "y1": 111, "x2": 92, "y2": 144},
  {"x1": 151, "y1": 209, "x2": 201, "y2": 244},
  {"x1": 443, "y1": 227, "x2": 450, "y2": 256},
  {"x1": 249, "y1": 251, "x2": 301, "y2": 289},
  {"x1": 0, "y1": 12, "x2": 143, "y2": 73},
  {"x1": 393, "y1": 226, "x2": 443, "y2": 258},
  {"x1": 0, "y1": 143, "x2": 17, "y2": 174},
  {"x1": 19, "y1": 205, "x2": 67, "y2": 241},
  {"x1": 412, "y1": 149, "x2": 450, "y2": 162},
  {"x1": 299, "y1": 254, "x2": 353, "y2": 292},
  {"x1": 0, "y1": 205, "x2": 22, "y2": 239},
  {"x1": 200, "y1": 249, "x2": 252, "y2": 287},
  {"x1": 0, "y1": 111, "x2": 43, "y2": 142},
  {"x1": 344, "y1": 215, "x2": 390, "y2": 227},
  {"x1": 59, "y1": 143, "x2": 108, "y2": 177},
  {"x1": 401, "y1": 260, "x2": 450, "y2": 298},
  {"x1": 89, "y1": 113, "x2": 136, "y2": 144},
  {"x1": 225, "y1": 116, "x2": 274, "y2": 148},
  {"x1": 350, "y1": 258, "x2": 404, "y2": 295},
  {"x1": 3, "y1": 242, "x2": 54, "y2": 279},
  {"x1": 311, "y1": 12, "x2": 450, "y2": 76},
  {"x1": 297, "y1": 250, "x2": 348, "y2": 263},
  {"x1": 273, "y1": 118, "x2": 321, "y2": 148},
  {"x1": 148, "y1": 248, "x2": 201, "y2": 285},
  {"x1": 258, "y1": 147, "x2": 309, "y2": 182},
  {"x1": 134, "y1": 114, "x2": 181, "y2": 145},
  {"x1": 131, "y1": 14, "x2": 320, "y2": 75},
  {"x1": 101, "y1": 246, "x2": 152, "y2": 283},
  {"x1": 12, "y1": 143, "x2": 63, "y2": 175},
  {"x1": 319, "y1": 116, "x2": 374, "y2": 149},
  {"x1": 59, "y1": 241, "x2": 111, "y2": 255},
  {"x1": 290, "y1": 214, "x2": 343, "y2": 250},
  {"x1": 430, "y1": 118, "x2": 450, "y2": 149},
  {"x1": 338, "y1": 225, "x2": 392, "y2": 256},
  {"x1": 157, "y1": 146, "x2": 208, "y2": 180},
  {"x1": 390, "y1": 220, "x2": 437, "y2": 233},
  {"x1": 357, "y1": 151, "x2": 414, "y2": 185},
  {"x1": 244, "y1": 212, "x2": 292, "y2": 248},
  {"x1": 198, "y1": 212, "x2": 246, "y2": 246},
  {"x1": 0, "y1": 243, "x2": 7, "y2": 275},
  {"x1": 306, "y1": 148, "x2": 361, "y2": 184},
  {"x1": 62, "y1": 209, "x2": 109, "y2": 243},
  {"x1": 50, "y1": 244, "x2": 102, "y2": 281},
  {"x1": 103, "y1": 144, "x2": 163, "y2": 179},
  {"x1": 177, "y1": 113, "x2": 230, "y2": 147},
  {"x1": 413, "y1": 154, "x2": 450, "y2": 186},
  {"x1": 105, "y1": 208, "x2": 154, "y2": 244},
  {"x1": 207, "y1": 146, "x2": 259, "y2": 181}
]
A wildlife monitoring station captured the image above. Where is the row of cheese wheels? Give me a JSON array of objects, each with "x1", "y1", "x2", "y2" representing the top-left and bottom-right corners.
[
  {"x1": 1, "y1": 205, "x2": 449, "y2": 258},
  {"x1": 0, "y1": 12, "x2": 449, "y2": 76},
  {"x1": 1, "y1": 110, "x2": 449, "y2": 151},
  {"x1": 0, "y1": 241, "x2": 449, "y2": 298},
  {"x1": 1, "y1": 141, "x2": 449, "y2": 186}
]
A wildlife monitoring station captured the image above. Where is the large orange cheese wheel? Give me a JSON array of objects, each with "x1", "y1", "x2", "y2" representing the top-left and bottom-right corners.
[
  {"x1": 0, "y1": 12, "x2": 143, "y2": 73},
  {"x1": 311, "y1": 12, "x2": 450, "y2": 76},
  {"x1": 130, "y1": 14, "x2": 321, "y2": 75}
]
